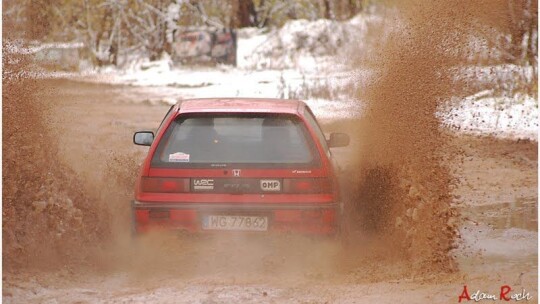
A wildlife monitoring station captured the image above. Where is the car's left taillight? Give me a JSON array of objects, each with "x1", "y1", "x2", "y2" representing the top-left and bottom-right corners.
[
  {"x1": 140, "y1": 177, "x2": 190, "y2": 193},
  {"x1": 283, "y1": 178, "x2": 333, "y2": 194}
]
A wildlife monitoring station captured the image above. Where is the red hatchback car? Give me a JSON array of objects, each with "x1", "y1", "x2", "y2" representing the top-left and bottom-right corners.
[{"x1": 132, "y1": 98, "x2": 349, "y2": 236}]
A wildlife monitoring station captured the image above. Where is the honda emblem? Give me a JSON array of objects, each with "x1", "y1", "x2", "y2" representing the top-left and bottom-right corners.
[{"x1": 232, "y1": 169, "x2": 241, "y2": 177}]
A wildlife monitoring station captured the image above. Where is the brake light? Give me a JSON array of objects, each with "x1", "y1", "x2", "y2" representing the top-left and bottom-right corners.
[
  {"x1": 141, "y1": 177, "x2": 190, "y2": 193},
  {"x1": 149, "y1": 209, "x2": 170, "y2": 219},
  {"x1": 284, "y1": 178, "x2": 332, "y2": 194}
]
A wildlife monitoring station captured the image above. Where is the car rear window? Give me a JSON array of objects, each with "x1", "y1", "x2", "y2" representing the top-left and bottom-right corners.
[{"x1": 151, "y1": 114, "x2": 320, "y2": 168}]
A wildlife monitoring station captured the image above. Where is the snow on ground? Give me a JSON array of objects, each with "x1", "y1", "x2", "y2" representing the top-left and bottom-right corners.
[
  {"x1": 440, "y1": 90, "x2": 538, "y2": 140},
  {"x1": 236, "y1": 14, "x2": 381, "y2": 71},
  {"x1": 77, "y1": 61, "x2": 361, "y2": 121},
  {"x1": 445, "y1": 64, "x2": 538, "y2": 140},
  {"x1": 460, "y1": 64, "x2": 536, "y2": 89},
  {"x1": 237, "y1": 20, "x2": 345, "y2": 71},
  {"x1": 78, "y1": 61, "x2": 537, "y2": 140},
  {"x1": 34, "y1": 14, "x2": 536, "y2": 140}
]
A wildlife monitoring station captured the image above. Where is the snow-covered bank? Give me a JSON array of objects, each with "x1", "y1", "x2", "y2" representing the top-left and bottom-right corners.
[
  {"x1": 77, "y1": 61, "x2": 537, "y2": 140},
  {"x1": 440, "y1": 90, "x2": 538, "y2": 140},
  {"x1": 75, "y1": 62, "x2": 362, "y2": 121},
  {"x1": 236, "y1": 14, "x2": 382, "y2": 71}
]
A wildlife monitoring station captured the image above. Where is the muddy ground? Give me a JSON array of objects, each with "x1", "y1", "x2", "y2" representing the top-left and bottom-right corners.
[{"x1": 2, "y1": 79, "x2": 537, "y2": 303}]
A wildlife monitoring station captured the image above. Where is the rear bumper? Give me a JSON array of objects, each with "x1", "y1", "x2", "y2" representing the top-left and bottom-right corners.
[{"x1": 132, "y1": 200, "x2": 340, "y2": 236}]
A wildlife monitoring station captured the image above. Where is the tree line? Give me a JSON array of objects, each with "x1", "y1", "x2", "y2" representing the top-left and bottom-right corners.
[
  {"x1": 3, "y1": 0, "x2": 371, "y2": 66},
  {"x1": 2, "y1": 0, "x2": 537, "y2": 68}
]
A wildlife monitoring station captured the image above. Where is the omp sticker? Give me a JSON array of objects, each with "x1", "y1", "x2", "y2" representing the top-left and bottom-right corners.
[
  {"x1": 260, "y1": 180, "x2": 281, "y2": 191},
  {"x1": 169, "y1": 152, "x2": 190, "y2": 162}
]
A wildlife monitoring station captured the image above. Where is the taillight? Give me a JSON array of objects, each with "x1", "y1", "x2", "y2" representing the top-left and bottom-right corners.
[
  {"x1": 149, "y1": 209, "x2": 170, "y2": 219},
  {"x1": 141, "y1": 177, "x2": 190, "y2": 193},
  {"x1": 284, "y1": 178, "x2": 333, "y2": 194}
]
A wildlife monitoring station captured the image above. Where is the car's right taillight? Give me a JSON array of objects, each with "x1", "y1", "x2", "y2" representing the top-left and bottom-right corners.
[
  {"x1": 283, "y1": 178, "x2": 333, "y2": 194},
  {"x1": 140, "y1": 177, "x2": 190, "y2": 193}
]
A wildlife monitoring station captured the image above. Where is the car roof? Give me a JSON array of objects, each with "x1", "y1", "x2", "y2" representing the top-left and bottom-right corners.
[{"x1": 176, "y1": 98, "x2": 306, "y2": 115}]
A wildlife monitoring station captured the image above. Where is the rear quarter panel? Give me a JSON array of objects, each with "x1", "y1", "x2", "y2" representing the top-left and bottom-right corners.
[{"x1": 135, "y1": 105, "x2": 179, "y2": 194}]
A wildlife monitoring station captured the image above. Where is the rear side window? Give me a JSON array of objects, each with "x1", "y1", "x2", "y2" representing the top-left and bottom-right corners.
[
  {"x1": 304, "y1": 107, "x2": 329, "y2": 154},
  {"x1": 151, "y1": 114, "x2": 320, "y2": 168},
  {"x1": 156, "y1": 105, "x2": 175, "y2": 134}
]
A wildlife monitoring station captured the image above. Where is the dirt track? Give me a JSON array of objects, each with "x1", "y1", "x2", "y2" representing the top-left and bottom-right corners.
[{"x1": 3, "y1": 79, "x2": 537, "y2": 303}]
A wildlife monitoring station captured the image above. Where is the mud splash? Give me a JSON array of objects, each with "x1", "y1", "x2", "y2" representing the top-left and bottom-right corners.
[
  {"x1": 3, "y1": 0, "x2": 533, "y2": 287},
  {"x1": 2, "y1": 71, "x2": 111, "y2": 271},
  {"x1": 343, "y1": 0, "x2": 512, "y2": 273}
]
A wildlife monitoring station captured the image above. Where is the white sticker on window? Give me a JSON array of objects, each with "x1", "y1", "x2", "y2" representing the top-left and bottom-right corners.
[{"x1": 169, "y1": 152, "x2": 190, "y2": 162}]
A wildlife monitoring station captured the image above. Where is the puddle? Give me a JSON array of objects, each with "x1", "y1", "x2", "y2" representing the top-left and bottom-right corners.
[{"x1": 463, "y1": 198, "x2": 538, "y2": 231}]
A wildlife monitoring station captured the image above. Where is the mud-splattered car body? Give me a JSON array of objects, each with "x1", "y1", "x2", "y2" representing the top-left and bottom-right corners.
[{"x1": 132, "y1": 98, "x2": 349, "y2": 235}]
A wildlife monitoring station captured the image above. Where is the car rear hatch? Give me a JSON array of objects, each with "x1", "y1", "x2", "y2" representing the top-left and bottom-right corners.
[{"x1": 135, "y1": 113, "x2": 337, "y2": 233}]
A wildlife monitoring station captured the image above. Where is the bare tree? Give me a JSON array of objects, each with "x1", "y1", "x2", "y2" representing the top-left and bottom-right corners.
[
  {"x1": 120, "y1": 0, "x2": 170, "y2": 61},
  {"x1": 503, "y1": 0, "x2": 538, "y2": 65},
  {"x1": 235, "y1": 0, "x2": 258, "y2": 28}
]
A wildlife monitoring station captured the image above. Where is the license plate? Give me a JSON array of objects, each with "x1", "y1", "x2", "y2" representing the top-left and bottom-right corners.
[{"x1": 202, "y1": 215, "x2": 268, "y2": 231}]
